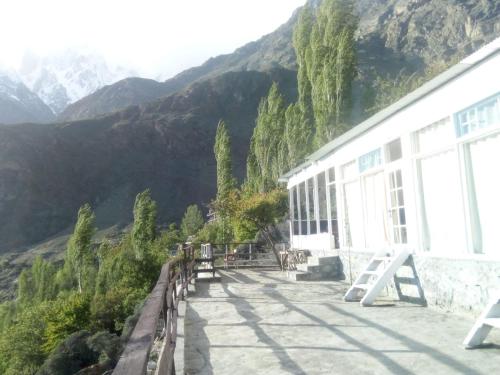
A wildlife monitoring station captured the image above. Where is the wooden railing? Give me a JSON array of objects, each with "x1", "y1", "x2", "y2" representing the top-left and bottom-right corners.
[{"x1": 112, "y1": 244, "x2": 196, "y2": 375}]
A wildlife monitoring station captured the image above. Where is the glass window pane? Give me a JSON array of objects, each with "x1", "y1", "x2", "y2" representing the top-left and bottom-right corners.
[
  {"x1": 396, "y1": 170, "x2": 402, "y2": 188},
  {"x1": 391, "y1": 191, "x2": 397, "y2": 207},
  {"x1": 318, "y1": 173, "x2": 327, "y2": 220},
  {"x1": 399, "y1": 208, "x2": 406, "y2": 225},
  {"x1": 398, "y1": 190, "x2": 404, "y2": 206},
  {"x1": 307, "y1": 178, "x2": 315, "y2": 220},
  {"x1": 359, "y1": 148, "x2": 382, "y2": 173},
  {"x1": 342, "y1": 160, "x2": 357, "y2": 180},
  {"x1": 392, "y1": 210, "x2": 398, "y2": 226},
  {"x1": 327, "y1": 167, "x2": 335, "y2": 183},
  {"x1": 415, "y1": 118, "x2": 452, "y2": 153},
  {"x1": 318, "y1": 173, "x2": 328, "y2": 233},
  {"x1": 390, "y1": 172, "x2": 396, "y2": 189},
  {"x1": 393, "y1": 229, "x2": 400, "y2": 244},
  {"x1": 401, "y1": 227, "x2": 407, "y2": 244},
  {"x1": 299, "y1": 182, "x2": 306, "y2": 235},
  {"x1": 386, "y1": 139, "x2": 402, "y2": 162}
]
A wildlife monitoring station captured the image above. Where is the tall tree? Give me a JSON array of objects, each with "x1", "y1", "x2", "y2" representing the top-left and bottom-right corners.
[
  {"x1": 214, "y1": 120, "x2": 236, "y2": 204},
  {"x1": 297, "y1": 0, "x2": 358, "y2": 147},
  {"x1": 66, "y1": 204, "x2": 96, "y2": 294},
  {"x1": 181, "y1": 204, "x2": 205, "y2": 238},
  {"x1": 131, "y1": 189, "x2": 157, "y2": 260},
  {"x1": 247, "y1": 83, "x2": 287, "y2": 193}
]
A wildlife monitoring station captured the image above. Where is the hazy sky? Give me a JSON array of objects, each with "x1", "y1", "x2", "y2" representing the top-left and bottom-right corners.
[{"x1": 0, "y1": 0, "x2": 307, "y2": 79}]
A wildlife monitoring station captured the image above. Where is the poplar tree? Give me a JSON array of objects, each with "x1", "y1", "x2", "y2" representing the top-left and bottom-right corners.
[
  {"x1": 214, "y1": 120, "x2": 235, "y2": 203},
  {"x1": 296, "y1": 0, "x2": 358, "y2": 147},
  {"x1": 131, "y1": 189, "x2": 157, "y2": 260},
  {"x1": 246, "y1": 83, "x2": 287, "y2": 193},
  {"x1": 66, "y1": 204, "x2": 96, "y2": 294}
]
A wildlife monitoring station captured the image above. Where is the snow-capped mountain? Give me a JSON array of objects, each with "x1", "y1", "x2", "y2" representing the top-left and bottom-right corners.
[
  {"x1": 0, "y1": 69, "x2": 55, "y2": 124},
  {"x1": 19, "y1": 50, "x2": 136, "y2": 114}
]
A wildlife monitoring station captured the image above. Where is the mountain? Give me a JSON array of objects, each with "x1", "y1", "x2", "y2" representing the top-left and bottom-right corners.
[
  {"x1": 59, "y1": 11, "x2": 300, "y2": 121},
  {"x1": 0, "y1": 68, "x2": 296, "y2": 254},
  {"x1": 59, "y1": 77, "x2": 176, "y2": 121},
  {"x1": 18, "y1": 50, "x2": 136, "y2": 115},
  {"x1": 0, "y1": 70, "x2": 55, "y2": 124},
  {"x1": 60, "y1": 0, "x2": 500, "y2": 122}
]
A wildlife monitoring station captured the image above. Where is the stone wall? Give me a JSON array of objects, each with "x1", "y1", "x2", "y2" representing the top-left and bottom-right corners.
[{"x1": 337, "y1": 249, "x2": 500, "y2": 318}]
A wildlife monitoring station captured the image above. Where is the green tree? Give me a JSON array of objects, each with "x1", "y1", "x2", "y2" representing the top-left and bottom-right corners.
[
  {"x1": 66, "y1": 204, "x2": 96, "y2": 294},
  {"x1": 297, "y1": 0, "x2": 358, "y2": 147},
  {"x1": 231, "y1": 189, "x2": 288, "y2": 263},
  {"x1": 181, "y1": 204, "x2": 205, "y2": 238},
  {"x1": 131, "y1": 189, "x2": 157, "y2": 260},
  {"x1": 246, "y1": 83, "x2": 287, "y2": 193},
  {"x1": 214, "y1": 120, "x2": 236, "y2": 204},
  {"x1": 0, "y1": 302, "x2": 50, "y2": 374},
  {"x1": 43, "y1": 293, "x2": 92, "y2": 354}
]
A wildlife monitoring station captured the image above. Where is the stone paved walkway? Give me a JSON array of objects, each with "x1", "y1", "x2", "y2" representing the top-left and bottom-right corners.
[{"x1": 184, "y1": 269, "x2": 500, "y2": 374}]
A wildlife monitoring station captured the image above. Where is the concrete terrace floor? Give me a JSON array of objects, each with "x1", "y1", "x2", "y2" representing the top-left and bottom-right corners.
[{"x1": 184, "y1": 269, "x2": 500, "y2": 375}]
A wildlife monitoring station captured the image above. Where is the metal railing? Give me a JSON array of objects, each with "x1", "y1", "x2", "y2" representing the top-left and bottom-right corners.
[{"x1": 112, "y1": 244, "x2": 196, "y2": 375}]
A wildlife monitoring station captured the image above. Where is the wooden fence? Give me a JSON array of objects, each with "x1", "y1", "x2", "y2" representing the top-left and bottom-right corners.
[{"x1": 112, "y1": 244, "x2": 196, "y2": 375}]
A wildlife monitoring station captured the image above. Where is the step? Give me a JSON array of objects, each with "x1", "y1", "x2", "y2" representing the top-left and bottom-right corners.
[
  {"x1": 296, "y1": 263, "x2": 319, "y2": 272},
  {"x1": 362, "y1": 270, "x2": 379, "y2": 276},
  {"x1": 287, "y1": 271, "x2": 313, "y2": 281},
  {"x1": 307, "y1": 256, "x2": 339, "y2": 266},
  {"x1": 483, "y1": 318, "x2": 500, "y2": 329}
]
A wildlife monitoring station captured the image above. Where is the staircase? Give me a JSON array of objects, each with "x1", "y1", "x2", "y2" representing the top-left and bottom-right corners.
[
  {"x1": 344, "y1": 249, "x2": 410, "y2": 306},
  {"x1": 463, "y1": 291, "x2": 500, "y2": 348},
  {"x1": 288, "y1": 256, "x2": 342, "y2": 281}
]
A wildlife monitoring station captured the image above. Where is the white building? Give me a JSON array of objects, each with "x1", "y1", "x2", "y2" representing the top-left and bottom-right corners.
[{"x1": 279, "y1": 38, "x2": 500, "y2": 316}]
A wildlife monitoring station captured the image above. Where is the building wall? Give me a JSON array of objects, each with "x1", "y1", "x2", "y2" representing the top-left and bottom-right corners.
[{"x1": 285, "y1": 44, "x2": 500, "y2": 315}]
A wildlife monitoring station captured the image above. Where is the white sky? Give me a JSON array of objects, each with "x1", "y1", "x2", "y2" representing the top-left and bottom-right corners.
[{"x1": 0, "y1": 0, "x2": 306, "y2": 79}]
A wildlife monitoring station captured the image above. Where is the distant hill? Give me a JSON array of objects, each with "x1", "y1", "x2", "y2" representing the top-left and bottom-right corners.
[
  {"x1": 0, "y1": 71, "x2": 55, "y2": 124},
  {"x1": 0, "y1": 68, "x2": 297, "y2": 254}
]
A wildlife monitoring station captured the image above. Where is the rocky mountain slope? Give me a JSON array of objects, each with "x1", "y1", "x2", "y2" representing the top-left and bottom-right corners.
[
  {"x1": 59, "y1": 77, "x2": 178, "y2": 121},
  {"x1": 0, "y1": 70, "x2": 55, "y2": 124},
  {"x1": 0, "y1": 68, "x2": 296, "y2": 254},
  {"x1": 19, "y1": 49, "x2": 135, "y2": 115},
  {"x1": 60, "y1": 0, "x2": 500, "y2": 122}
]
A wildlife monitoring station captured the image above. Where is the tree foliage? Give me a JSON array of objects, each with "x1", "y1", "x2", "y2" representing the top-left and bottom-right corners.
[
  {"x1": 181, "y1": 204, "x2": 205, "y2": 239},
  {"x1": 301, "y1": 0, "x2": 358, "y2": 147},
  {"x1": 131, "y1": 189, "x2": 157, "y2": 260},
  {"x1": 66, "y1": 204, "x2": 96, "y2": 294},
  {"x1": 214, "y1": 120, "x2": 236, "y2": 204}
]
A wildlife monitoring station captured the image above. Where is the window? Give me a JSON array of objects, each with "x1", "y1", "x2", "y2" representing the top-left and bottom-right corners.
[
  {"x1": 414, "y1": 118, "x2": 467, "y2": 254},
  {"x1": 414, "y1": 118, "x2": 452, "y2": 154},
  {"x1": 317, "y1": 172, "x2": 328, "y2": 233},
  {"x1": 363, "y1": 171, "x2": 386, "y2": 247},
  {"x1": 343, "y1": 181, "x2": 364, "y2": 247},
  {"x1": 299, "y1": 182, "x2": 307, "y2": 235},
  {"x1": 342, "y1": 160, "x2": 357, "y2": 180},
  {"x1": 464, "y1": 132, "x2": 500, "y2": 255},
  {"x1": 326, "y1": 167, "x2": 339, "y2": 248},
  {"x1": 455, "y1": 92, "x2": 500, "y2": 137},
  {"x1": 291, "y1": 186, "x2": 299, "y2": 235},
  {"x1": 386, "y1": 139, "x2": 402, "y2": 162},
  {"x1": 307, "y1": 178, "x2": 317, "y2": 234},
  {"x1": 388, "y1": 170, "x2": 407, "y2": 244},
  {"x1": 359, "y1": 148, "x2": 382, "y2": 173}
]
